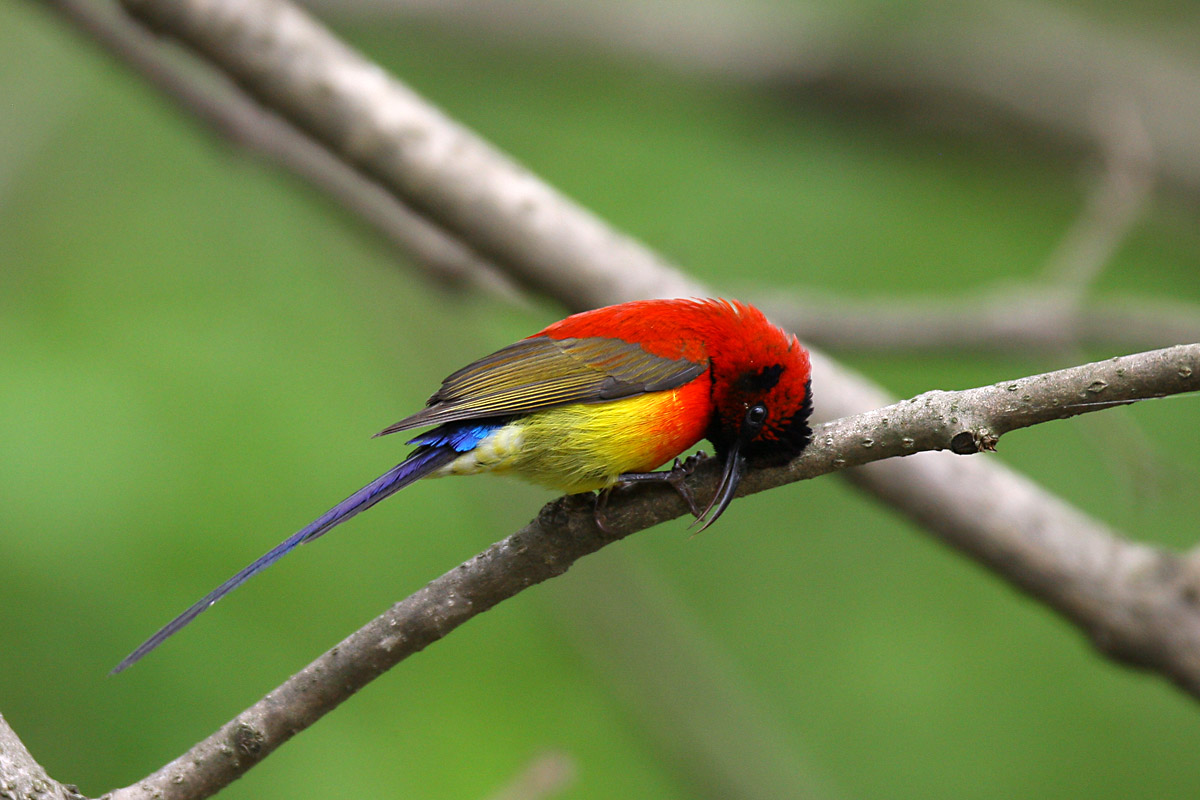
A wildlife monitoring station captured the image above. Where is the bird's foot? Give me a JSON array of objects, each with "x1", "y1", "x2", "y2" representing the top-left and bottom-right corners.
[{"x1": 615, "y1": 450, "x2": 709, "y2": 520}]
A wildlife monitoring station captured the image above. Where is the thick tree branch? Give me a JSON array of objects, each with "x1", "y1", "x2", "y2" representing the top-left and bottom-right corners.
[{"x1": 100, "y1": 346, "x2": 1199, "y2": 800}]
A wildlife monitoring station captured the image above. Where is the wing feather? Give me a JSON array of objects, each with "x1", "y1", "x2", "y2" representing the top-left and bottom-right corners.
[{"x1": 377, "y1": 336, "x2": 706, "y2": 436}]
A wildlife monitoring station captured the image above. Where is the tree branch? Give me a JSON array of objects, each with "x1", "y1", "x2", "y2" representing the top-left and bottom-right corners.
[{"x1": 99, "y1": 345, "x2": 1199, "y2": 800}]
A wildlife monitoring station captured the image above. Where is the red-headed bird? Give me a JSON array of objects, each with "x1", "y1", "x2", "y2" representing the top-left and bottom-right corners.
[{"x1": 113, "y1": 298, "x2": 812, "y2": 672}]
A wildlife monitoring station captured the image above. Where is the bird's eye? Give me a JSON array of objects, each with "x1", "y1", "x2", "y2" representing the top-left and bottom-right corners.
[{"x1": 745, "y1": 403, "x2": 768, "y2": 431}]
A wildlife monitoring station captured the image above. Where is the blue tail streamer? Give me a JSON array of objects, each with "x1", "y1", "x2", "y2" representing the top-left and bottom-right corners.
[{"x1": 112, "y1": 446, "x2": 459, "y2": 673}]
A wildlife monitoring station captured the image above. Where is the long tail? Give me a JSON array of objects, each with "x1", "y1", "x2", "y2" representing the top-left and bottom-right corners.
[{"x1": 112, "y1": 446, "x2": 458, "y2": 674}]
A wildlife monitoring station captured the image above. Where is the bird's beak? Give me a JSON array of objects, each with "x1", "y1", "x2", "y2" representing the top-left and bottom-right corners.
[{"x1": 691, "y1": 438, "x2": 746, "y2": 532}]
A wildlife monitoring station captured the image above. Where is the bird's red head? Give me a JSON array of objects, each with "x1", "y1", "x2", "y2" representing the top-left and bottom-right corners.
[
  {"x1": 676, "y1": 298, "x2": 816, "y2": 525},
  {"x1": 691, "y1": 301, "x2": 812, "y2": 527},
  {"x1": 703, "y1": 300, "x2": 813, "y2": 464}
]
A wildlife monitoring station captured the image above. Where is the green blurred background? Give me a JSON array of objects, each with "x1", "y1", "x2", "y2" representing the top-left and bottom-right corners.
[{"x1": 3, "y1": 1, "x2": 1200, "y2": 798}]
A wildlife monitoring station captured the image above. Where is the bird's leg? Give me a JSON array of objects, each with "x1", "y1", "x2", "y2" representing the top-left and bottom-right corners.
[{"x1": 615, "y1": 451, "x2": 709, "y2": 520}]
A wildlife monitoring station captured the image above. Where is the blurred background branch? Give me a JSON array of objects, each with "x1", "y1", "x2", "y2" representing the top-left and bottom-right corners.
[
  {"x1": 482, "y1": 752, "x2": 576, "y2": 800},
  {"x1": 764, "y1": 290, "x2": 1200, "y2": 353},
  {"x1": 301, "y1": 0, "x2": 1200, "y2": 195}
]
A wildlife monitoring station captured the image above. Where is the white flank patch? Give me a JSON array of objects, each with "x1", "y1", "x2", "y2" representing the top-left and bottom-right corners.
[{"x1": 434, "y1": 425, "x2": 525, "y2": 478}]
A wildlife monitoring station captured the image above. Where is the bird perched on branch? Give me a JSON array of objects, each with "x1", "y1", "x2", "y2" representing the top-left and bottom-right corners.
[{"x1": 114, "y1": 298, "x2": 813, "y2": 672}]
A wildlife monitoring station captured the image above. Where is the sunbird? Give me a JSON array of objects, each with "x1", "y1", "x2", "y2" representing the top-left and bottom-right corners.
[{"x1": 114, "y1": 298, "x2": 813, "y2": 672}]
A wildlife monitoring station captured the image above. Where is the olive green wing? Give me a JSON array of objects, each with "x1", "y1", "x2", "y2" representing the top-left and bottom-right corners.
[{"x1": 376, "y1": 336, "x2": 706, "y2": 435}]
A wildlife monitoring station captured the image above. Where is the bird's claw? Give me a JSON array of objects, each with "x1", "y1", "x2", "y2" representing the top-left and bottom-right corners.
[
  {"x1": 593, "y1": 487, "x2": 617, "y2": 534},
  {"x1": 610, "y1": 450, "x2": 711, "y2": 522},
  {"x1": 662, "y1": 454, "x2": 707, "y2": 519},
  {"x1": 675, "y1": 451, "x2": 708, "y2": 476}
]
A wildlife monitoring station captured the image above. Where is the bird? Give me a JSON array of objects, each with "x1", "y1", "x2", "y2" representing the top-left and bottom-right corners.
[{"x1": 112, "y1": 298, "x2": 813, "y2": 673}]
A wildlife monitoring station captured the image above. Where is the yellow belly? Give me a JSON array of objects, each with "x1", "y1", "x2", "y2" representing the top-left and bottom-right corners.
[{"x1": 437, "y1": 389, "x2": 707, "y2": 493}]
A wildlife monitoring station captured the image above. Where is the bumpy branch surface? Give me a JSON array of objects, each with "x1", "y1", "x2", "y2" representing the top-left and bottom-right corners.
[{"x1": 103, "y1": 345, "x2": 1199, "y2": 800}]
